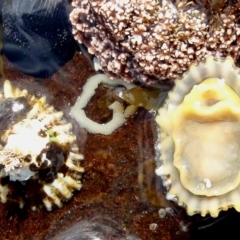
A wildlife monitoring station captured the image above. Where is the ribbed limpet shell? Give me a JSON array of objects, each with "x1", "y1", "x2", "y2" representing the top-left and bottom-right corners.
[
  {"x1": 156, "y1": 56, "x2": 240, "y2": 217},
  {"x1": 0, "y1": 80, "x2": 84, "y2": 211}
]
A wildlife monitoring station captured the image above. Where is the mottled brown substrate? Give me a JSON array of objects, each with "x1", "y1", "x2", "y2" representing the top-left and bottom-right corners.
[{"x1": 0, "y1": 52, "x2": 190, "y2": 240}]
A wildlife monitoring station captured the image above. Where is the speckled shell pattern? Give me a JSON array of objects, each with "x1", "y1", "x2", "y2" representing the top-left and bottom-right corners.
[
  {"x1": 70, "y1": 0, "x2": 240, "y2": 84},
  {"x1": 0, "y1": 81, "x2": 84, "y2": 211},
  {"x1": 155, "y1": 56, "x2": 240, "y2": 217}
]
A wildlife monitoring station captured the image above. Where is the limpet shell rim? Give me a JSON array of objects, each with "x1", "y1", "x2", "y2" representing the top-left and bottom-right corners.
[
  {"x1": 163, "y1": 56, "x2": 240, "y2": 112},
  {"x1": 156, "y1": 56, "x2": 240, "y2": 217}
]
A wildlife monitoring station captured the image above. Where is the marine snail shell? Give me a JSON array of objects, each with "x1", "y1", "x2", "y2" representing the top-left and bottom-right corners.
[
  {"x1": 156, "y1": 56, "x2": 240, "y2": 217},
  {"x1": 0, "y1": 80, "x2": 84, "y2": 211}
]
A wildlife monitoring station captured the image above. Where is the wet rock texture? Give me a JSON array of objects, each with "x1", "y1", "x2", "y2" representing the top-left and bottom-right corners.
[
  {"x1": 0, "y1": 52, "x2": 192, "y2": 240},
  {"x1": 2, "y1": 0, "x2": 76, "y2": 78}
]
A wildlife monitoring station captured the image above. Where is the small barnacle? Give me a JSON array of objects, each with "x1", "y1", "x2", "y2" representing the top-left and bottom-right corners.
[
  {"x1": 156, "y1": 56, "x2": 240, "y2": 217},
  {"x1": 0, "y1": 80, "x2": 84, "y2": 211}
]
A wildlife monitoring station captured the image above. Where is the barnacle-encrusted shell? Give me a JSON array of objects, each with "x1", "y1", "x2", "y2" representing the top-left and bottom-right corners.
[
  {"x1": 156, "y1": 56, "x2": 240, "y2": 217},
  {"x1": 0, "y1": 80, "x2": 84, "y2": 211},
  {"x1": 70, "y1": 0, "x2": 240, "y2": 83}
]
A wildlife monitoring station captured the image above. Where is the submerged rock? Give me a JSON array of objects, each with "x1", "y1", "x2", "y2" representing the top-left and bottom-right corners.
[{"x1": 2, "y1": 0, "x2": 77, "y2": 78}]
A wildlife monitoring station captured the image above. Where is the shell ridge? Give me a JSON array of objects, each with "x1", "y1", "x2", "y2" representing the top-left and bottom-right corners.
[
  {"x1": 156, "y1": 56, "x2": 240, "y2": 217},
  {"x1": 0, "y1": 80, "x2": 84, "y2": 211}
]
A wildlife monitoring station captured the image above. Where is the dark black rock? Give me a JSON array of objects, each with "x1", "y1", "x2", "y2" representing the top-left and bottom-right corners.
[
  {"x1": 190, "y1": 209, "x2": 240, "y2": 240},
  {"x1": 49, "y1": 217, "x2": 141, "y2": 240},
  {"x1": 1, "y1": 0, "x2": 77, "y2": 78}
]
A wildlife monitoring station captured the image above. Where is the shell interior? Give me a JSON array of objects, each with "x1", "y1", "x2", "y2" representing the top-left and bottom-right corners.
[
  {"x1": 173, "y1": 78, "x2": 240, "y2": 197},
  {"x1": 156, "y1": 56, "x2": 240, "y2": 217}
]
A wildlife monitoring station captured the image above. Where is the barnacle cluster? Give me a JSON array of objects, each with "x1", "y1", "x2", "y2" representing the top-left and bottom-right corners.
[
  {"x1": 70, "y1": 0, "x2": 240, "y2": 84},
  {"x1": 0, "y1": 80, "x2": 84, "y2": 211},
  {"x1": 156, "y1": 56, "x2": 240, "y2": 217}
]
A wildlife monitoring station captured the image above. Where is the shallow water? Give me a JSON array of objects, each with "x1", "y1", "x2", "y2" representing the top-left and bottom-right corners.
[
  {"x1": 0, "y1": 52, "x2": 190, "y2": 240},
  {"x1": 0, "y1": 1, "x2": 240, "y2": 240}
]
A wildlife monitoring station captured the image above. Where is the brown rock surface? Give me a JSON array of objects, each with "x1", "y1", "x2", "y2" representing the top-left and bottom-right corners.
[{"x1": 0, "y1": 52, "x2": 191, "y2": 240}]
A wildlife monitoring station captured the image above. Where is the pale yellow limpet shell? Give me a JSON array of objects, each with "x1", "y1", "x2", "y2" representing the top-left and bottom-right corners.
[
  {"x1": 173, "y1": 78, "x2": 240, "y2": 196},
  {"x1": 156, "y1": 56, "x2": 240, "y2": 217}
]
